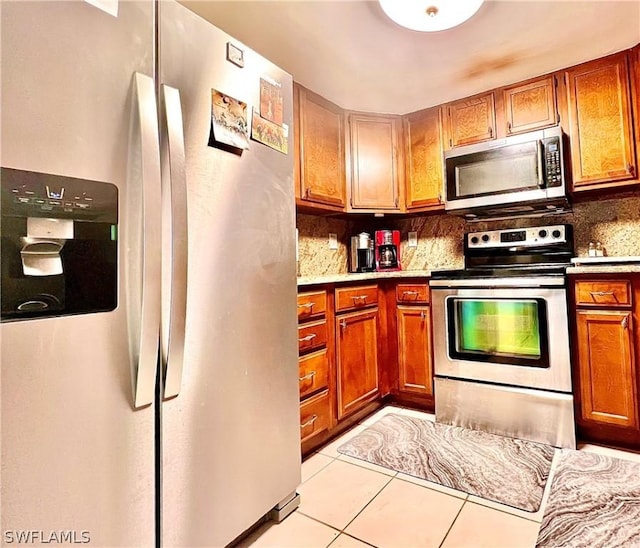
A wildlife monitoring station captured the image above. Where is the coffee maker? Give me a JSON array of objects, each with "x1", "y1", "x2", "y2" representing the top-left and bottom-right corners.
[
  {"x1": 349, "y1": 232, "x2": 375, "y2": 273},
  {"x1": 375, "y1": 230, "x2": 401, "y2": 271}
]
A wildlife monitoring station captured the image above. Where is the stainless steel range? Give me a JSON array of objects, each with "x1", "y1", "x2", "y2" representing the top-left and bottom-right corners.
[{"x1": 429, "y1": 224, "x2": 576, "y2": 449}]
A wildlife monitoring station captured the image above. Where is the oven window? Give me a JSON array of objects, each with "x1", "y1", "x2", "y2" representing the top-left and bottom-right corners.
[{"x1": 447, "y1": 297, "x2": 549, "y2": 368}]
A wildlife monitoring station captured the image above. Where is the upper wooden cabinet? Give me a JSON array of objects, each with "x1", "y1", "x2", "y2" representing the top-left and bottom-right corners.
[
  {"x1": 347, "y1": 113, "x2": 403, "y2": 212},
  {"x1": 444, "y1": 92, "x2": 496, "y2": 148},
  {"x1": 403, "y1": 107, "x2": 445, "y2": 211},
  {"x1": 565, "y1": 52, "x2": 638, "y2": 190},
  {"x1": 503, "y1": 76, "x2": 558, "y2": 135},
  {"x1": 295, "y1": 84, "x2": 346, "y2": 210}
]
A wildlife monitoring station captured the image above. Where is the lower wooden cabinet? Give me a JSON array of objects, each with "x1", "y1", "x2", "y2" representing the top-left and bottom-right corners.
[
  {"x1": 571, "y1": 275, "x2": 640, "y2": 448},
  {"x1": 396, "y1": 305, "x2": 433, "y2": 396},
  {"x1": 576, "y1": 310, "x2": 636, "y2": 427},
  {"x1": 336, "y1": 308, "x2": 380, "y2": 419},
  {"x1": 300, "y1": 390, "x2": 331, "y2": 444}
]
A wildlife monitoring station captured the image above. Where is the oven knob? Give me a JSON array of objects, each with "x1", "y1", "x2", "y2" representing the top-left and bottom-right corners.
[
  {"x1": 471, "y1": 236, "x2": 479, "y2": 245},
  {"x1": 552, "y1": 229, "x2": 562, "y2": 238},
  {"x1": 481, "y1": 234, "x2": 489, "y2": 243},
  {"x1": 538, "y1": 229, "x2": 548, "y2": 238}
]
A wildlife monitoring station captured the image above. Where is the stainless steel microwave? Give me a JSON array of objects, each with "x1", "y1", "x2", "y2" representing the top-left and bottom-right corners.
[{"x1": 444, "y1": 126, "x2": 569, "y2": 220}]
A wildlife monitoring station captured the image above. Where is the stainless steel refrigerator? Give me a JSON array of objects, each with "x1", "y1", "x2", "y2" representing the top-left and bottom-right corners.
[{"x1": 1, "y1": 1, "x2": 301, "y2": 546}]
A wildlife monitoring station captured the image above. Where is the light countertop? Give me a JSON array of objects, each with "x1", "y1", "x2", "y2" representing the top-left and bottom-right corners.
[
  {"x1": 567, "y1": 265, "x2": 640, "y2": 274},
  {"x1": 297, "y1": 270, "x2": 431, "y2": 286}
]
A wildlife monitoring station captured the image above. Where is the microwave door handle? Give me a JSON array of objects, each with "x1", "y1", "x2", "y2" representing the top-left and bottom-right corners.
[{"x1": 536, "y1": 140, "x2": 545, "y2": 188}]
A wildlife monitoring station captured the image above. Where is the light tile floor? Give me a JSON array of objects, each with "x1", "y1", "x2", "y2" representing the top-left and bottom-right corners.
[{"x1": 240, "y1": 405, "x2": 640, "y2": 548}]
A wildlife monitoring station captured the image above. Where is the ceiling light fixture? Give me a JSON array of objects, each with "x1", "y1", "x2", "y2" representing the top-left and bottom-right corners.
[{"x1": 378, "y1": 0, "x2": 485, "y2": 32}]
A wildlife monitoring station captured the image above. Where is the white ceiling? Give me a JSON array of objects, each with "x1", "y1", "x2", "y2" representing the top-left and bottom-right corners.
[{"x1": 181, "y1": 0, "x2": 640, "y2": 115}]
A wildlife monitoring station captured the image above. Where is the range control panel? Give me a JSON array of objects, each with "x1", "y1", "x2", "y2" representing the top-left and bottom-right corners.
[{"x1": 466, "y1": 224, "x2": 570, "y2": 249}]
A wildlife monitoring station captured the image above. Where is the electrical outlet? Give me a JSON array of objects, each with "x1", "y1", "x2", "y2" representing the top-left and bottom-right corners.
[
  {"x1": 328, "y1": 233, "x2": 338, "y2": 250},
  {"x1": 408, "y1": 231, "x2": 418, "y2": 247}
]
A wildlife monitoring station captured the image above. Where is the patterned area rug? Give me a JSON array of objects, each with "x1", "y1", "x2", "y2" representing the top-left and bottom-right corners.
[
  {"x1": 536, "y1": 450, "x2": 640, "y2": 547},
  {"x1": 337, "y1": 413, "x2": 555, "y2": 512}
]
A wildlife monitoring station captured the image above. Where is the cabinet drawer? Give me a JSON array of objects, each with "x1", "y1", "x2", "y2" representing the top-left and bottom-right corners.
[
  {"x1": 335, "y1": 285, "x2": 378, "y2": 312},
  {"x1": 298, "y1": 319, "x2": 327, "y2": 353},
  {"x1": 575, "y1": 280, "x2": 631, "y2": 307},
  {"x1": 396, "y1": 283, "x2": 430, "y2": 304},
  {"x1": 299, "y1": 348, "x2": 329, "y2": 399},
  {"x1": 300, "y1": 389, "x2": 330, "y2": 444},
  {"x1": 297, "y1": 290, "x2": 327, "y2": 321}
]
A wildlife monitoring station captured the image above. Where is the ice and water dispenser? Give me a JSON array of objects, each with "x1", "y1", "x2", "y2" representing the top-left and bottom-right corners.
[{"x1": 1, "y1": 168, "x2": 118, "y2": 321}]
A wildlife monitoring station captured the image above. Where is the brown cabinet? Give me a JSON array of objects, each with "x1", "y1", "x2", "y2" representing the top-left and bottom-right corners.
[
  {"x1": 571, "y1": 275, "x2": 640, "y2": 448},
  {"x1": 565, "y1": 52, "x2": 638, "y2": 190},
  {"x1": 396, "y1": 305, "x2": 433, "y2": 397},
  {"x1": 503, "y1": 76, "x2": 558, "y2": 135},
  {"x1": 300, "y1": 390, "x2": 331, "y2": 444},
  {"x1": 444, "y1": 92, "x2": 496, "y2": 148},
  {"x1": 295, "y1": 84, "x2": 346, "y2": 210},
  {"x1": 347, "y1": 113, "x2": 403, "y2": 211},
  {"x1": 575, "y1": 310, "x2": 636, "y2": 428},
  {"x1": 403, "y1": 107, "x2": 445, "y2": 211},
  {"x1": 393, "y1": 282, "x2": 433, "y2": 399},
  {"x1": 297, "y1": 288, "x2": 332, "y2": 447},
  {"x1": 335, "y1": 286, "x2": 380, "y2": 419}
]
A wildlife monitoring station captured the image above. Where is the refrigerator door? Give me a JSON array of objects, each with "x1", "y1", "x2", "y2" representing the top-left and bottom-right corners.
[
  {"x1": 1, "y1": 2, "x2": 157, "y2": 545},
  {"x1": 159, "y1": 3, "x2": 301, "y2": 546}
]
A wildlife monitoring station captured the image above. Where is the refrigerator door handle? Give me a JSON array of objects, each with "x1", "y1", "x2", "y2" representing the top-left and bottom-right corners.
[
  {"x1": 160, "y1": 84, "x2": 188, "y2": 400},
  {"x1": 128, "y1": 72, "x2": 162, "y2": 409}
]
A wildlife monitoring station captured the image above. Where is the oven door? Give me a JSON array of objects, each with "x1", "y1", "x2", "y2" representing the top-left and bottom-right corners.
[{"x1": 431, "y1": 285, "x2": 572, "y2": 392}]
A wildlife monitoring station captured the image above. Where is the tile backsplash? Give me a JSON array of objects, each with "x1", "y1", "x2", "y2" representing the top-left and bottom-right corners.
[{"x1": 297, "y1": 194, "x2": 640, "y2": 276}]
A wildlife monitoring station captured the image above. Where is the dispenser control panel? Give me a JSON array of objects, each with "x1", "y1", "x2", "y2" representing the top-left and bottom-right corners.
[{"x1": 2, "y1": 167, "x2": 117, "y2": 223}]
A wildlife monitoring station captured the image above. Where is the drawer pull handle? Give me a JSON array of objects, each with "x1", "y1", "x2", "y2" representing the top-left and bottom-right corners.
[
  {"x1": 420, "y1": 310, "x2": 426, "y2": 320},
  {"x1": 590, "y1": 291, "x2": 615, "y2": 297},
  {"x1": 340, "y1": 319, "x2": 347, "y2": 331},
  {"x1": 402, "y1": 290, "x2": 419, "y2": 298},
  {"x1": 299, "y1": 371, "x2": 316, "y2": 382},
  {"x1": 300, "y1": 415, "x2": 318, "y2": 429},
  {"x1": 298, "y1": 333, "x2": 317, "y2": 343},
  {"x1": 297, "y1": 302, "x2": 314, "y2": 310},
  {"x1": 351, "y1": 295, "x2": 368, "y2": 303},
  {"x1": 622, "y1": 316, "x2": 629, "y2": 329}
]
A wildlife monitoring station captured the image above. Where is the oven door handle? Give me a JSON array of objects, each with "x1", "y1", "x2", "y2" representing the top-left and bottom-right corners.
[{"x1": 429, "y1": 276, "x2": 566, "y2": 288}]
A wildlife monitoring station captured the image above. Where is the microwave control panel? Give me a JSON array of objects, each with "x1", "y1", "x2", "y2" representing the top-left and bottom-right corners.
[{"x1": 543, "y1": 136, "x2": 562, "y2": 187}]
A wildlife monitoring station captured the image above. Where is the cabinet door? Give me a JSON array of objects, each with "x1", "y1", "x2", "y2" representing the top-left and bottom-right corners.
[
  {"x1": 575, "y1": 310, "x2": 637, "y2": 428},
  {"x1": 504, "y1": 76, "x2": 557, "y2": 135},
  {"x1": 403, "y1": 108, "x2": 444, "y2": 210},
  {"x1": 396, "y1": 306, "x2": 433, "y2": 396},
  {"x1": 445, "y1": 92, "x2": 496, "y2": 148},
  {"x1": 336, "y1": 308, "x2": 380, "y2": 418},
  {"x1": 297, "y1": 85, "x2": 346, "y2": 207},
  {"x1": 348, "y1": 114, "x2": 402, "y2": 210},
  {"x1": 566, "y1": 53, "x2": 637, "y2": 188}
]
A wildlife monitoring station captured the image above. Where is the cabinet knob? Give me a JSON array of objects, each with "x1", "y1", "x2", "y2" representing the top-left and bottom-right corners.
[
  {"x1": 488, "y1": 126, "x2": 493, "y2": 138},
  {"x1": 340, "y1": 319, "x2": 347, "y2": 331},
  {"x1": 622, "y1": 315, "x2": 629, "y2": 329},
  {"x1": 420, "y1": 310, "x2": 426, "y2": 320},
  {"x1": 507, "y1": 121, "x2": 512, "y2": 134}
]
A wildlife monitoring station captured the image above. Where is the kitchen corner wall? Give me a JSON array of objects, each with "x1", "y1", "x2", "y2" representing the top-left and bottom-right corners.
[{"x1": 297, "y1": 193, "x2": 640, "y2": 276}]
